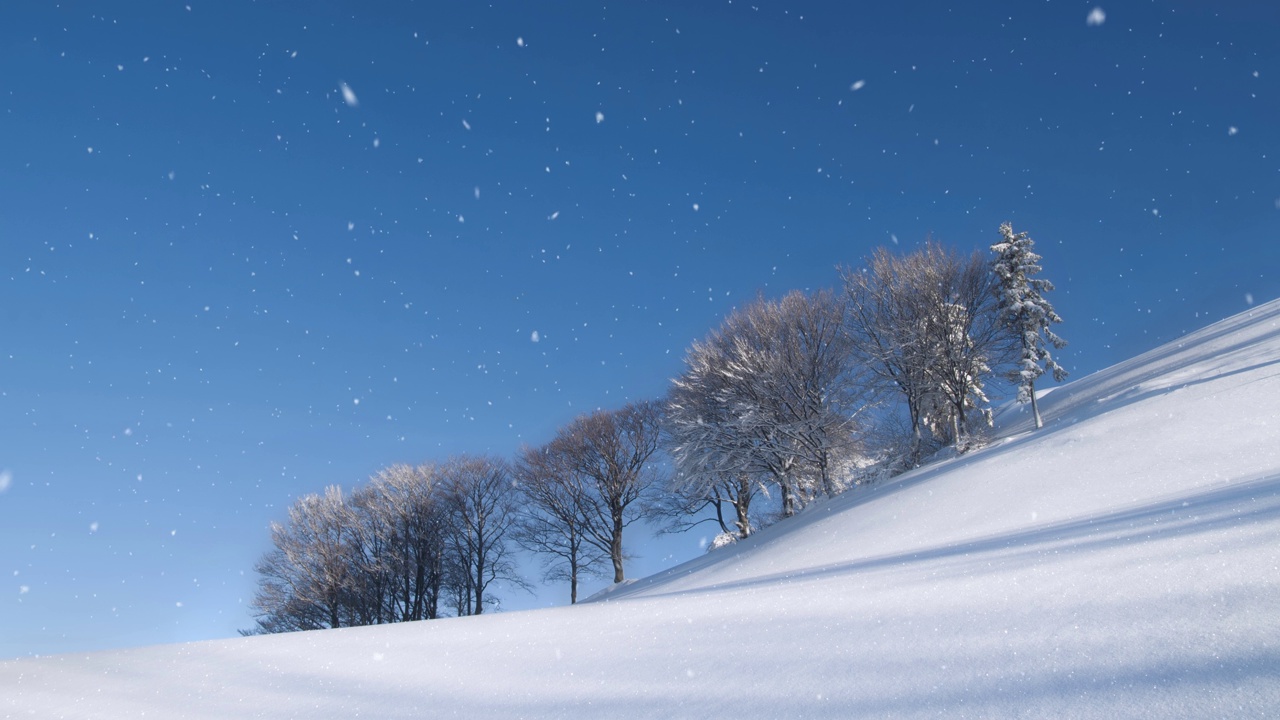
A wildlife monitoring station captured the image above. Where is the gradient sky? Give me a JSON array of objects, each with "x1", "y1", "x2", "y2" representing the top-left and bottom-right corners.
[{"x1": 2, "y1": 0, "x2": 1278, "y2": 658}]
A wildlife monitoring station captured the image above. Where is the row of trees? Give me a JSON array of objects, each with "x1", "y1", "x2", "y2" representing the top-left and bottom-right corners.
[
  {"x1": 247, "y1": 402, "x2": 664, "y2": 632},
  {"x1": 249, "y1": 457, "x2": 523, "y2": 632},
  {"x1": 662, "y1": 224, "x2": 1066, "y2": 536},
  {"x1": 248, "y1": 223, "x2": 1066, "y2": 633}
]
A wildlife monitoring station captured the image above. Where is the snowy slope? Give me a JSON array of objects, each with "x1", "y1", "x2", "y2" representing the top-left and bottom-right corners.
[{"x1": 5, "y1": 301, "x2": 1280, "y2": 719}]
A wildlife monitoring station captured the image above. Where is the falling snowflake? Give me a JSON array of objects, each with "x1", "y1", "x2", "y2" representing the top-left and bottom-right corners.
[
  {"x1": 531, "y1": 331, "x2": 541, "y2": 343},
  {"x1": 1086, "y1": 7, "x2": 1106, "y2": 26},
  {"x1": 516, "y1": 37, "x2": 525, "y2": 47},
  {"x1": 1245, "y1": 293, "x2": 1255, "y2": 305},
  {"x1": 850, "y1": 79, "x2": 866, "y2": 91},
  {"x1": 340, "y1": 82, "x2": 358, "y2": 107},
  {"x1": 0, "y1": 469, "x2": 11, "y2": 493},
  {"x1": 1228, "y1": 126, "x2": 1239, "y2": 136},
  {"x1": 462, "y1": 119, "x2": 472, "y2": 131},
  {"x1": 595, "y1": 111, "x2": 605, "y2": 123}
]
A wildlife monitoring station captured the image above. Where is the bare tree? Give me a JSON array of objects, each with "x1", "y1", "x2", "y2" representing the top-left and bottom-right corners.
[
  {"x1": 440, "y1": 454, "x2": 524, "y2": 616},
  {"x1": 512, "y1": 445, "x2": 609, "y2": 603},
  {"x1": 343, "y1": 485, "x2": 393, "y2": 626},
  {"x1": 545, "y1": 401, "x2": 665, "y2": 584},
  {"x1": 357, "y1": 464, "x2": 449, "y2": 621},
  {"x1": 649, "y1": 465, "x2": 762, "y2": 541}
]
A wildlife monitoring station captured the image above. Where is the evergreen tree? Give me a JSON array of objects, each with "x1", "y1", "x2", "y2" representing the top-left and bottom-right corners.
[{"x1": 990, "y1": 222, "x2": 1067, "y2": 429}]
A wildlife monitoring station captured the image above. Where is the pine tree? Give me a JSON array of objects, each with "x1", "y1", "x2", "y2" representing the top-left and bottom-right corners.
[{"x1": 990, "y1": 222, "x2": 1067, "y2": 429}]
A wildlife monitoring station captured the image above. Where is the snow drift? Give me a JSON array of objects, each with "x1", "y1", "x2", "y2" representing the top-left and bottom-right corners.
[{"x1": 5, "y1": 301, "x2": 1279, "y2": 718}]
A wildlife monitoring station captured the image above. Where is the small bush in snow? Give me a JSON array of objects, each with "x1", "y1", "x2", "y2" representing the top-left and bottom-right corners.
[{"x1": 708, "y1": 533, "x2": 738, "y2": 552}]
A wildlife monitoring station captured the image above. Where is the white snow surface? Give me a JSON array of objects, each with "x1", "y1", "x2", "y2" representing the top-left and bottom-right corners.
[{"x1": 6, "y1": 301, "x2": 1280, "y2": 718}]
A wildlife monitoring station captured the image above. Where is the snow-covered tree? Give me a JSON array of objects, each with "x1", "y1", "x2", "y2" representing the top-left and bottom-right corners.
[
  {"x1": 760, "y1": 289, "x2": 864, "y2": 499},
  {"x1": 990, "y1": 222, "x2": 1067, "y2": 429},
  {"x1": 662, "y1": 322, "x2": 770, "y2": 536},
  {"x1": 665, "y1": 290, "x2": 863, "y2": 524},
  {"x1": 248, "y1": 485, "x2": 357, "y2": 633},
  {"x1": 841, "y1": 242, "x2": 1001, "y2": 459},
  {"x1": 247, "y1": 456, "x2": 527, "y2": 631},
  {"x1": 911, "y1": 245, "x2": 1003, "y2": 447}
]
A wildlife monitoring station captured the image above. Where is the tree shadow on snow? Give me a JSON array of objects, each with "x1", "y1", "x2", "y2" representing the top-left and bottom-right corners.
[{"x1": 632, "y1": 472, "x2": 1280, "y2": 602}]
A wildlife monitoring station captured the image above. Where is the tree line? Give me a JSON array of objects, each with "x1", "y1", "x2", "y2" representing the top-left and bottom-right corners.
[{"x1": 246, "y1": 223, "x2": 1066, "y2": 634}]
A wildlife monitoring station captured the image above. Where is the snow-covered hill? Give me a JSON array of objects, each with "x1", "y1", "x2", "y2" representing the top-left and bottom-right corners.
[{"x1": 5, "y1": 301, "x2": 1280, "y2": 719}]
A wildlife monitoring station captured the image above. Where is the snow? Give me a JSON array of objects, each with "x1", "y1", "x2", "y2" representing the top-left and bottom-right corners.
[
  {"x1": 5, "y1": 301, "x2": 1280, "y2": 718},
  {"x1": 338, "y1": 82, "x2": 358, "y2": 108}
]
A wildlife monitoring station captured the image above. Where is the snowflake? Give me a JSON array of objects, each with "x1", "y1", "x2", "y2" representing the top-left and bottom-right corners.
[{"x1": 340, "y1": 82, "x2": 358, "y2": 107}]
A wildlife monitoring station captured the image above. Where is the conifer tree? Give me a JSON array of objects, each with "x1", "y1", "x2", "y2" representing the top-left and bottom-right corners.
[{"x1": 990, "y1": 222, "x2": 1067, "y2": 428}]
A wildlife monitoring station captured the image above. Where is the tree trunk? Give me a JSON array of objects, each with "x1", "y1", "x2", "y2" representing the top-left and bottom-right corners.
[
  {"x1": 818, "y1": 452, "x2": 836, "y2": 498},
  {"x1": 1030, "y1": 381, "x2": 1043, "y2": 429},
  {"x1": 611, "y1": 510, "x2": 625, "y2": 583},
  {"x1": 909, "y1": 408, "x2": 924, "y2": 466},
  {"x1": 734, "y1": 494, "x2": 752, "y2": 538},
  {"x1": 412, "y1": 561, "x2": 426, "y2": 620},
  {"x1": 473, "y1": 557, "x2": 485, "y2": 616},
  {"x1": 570, "y1": 555, "x2": 578, "y2": 604}
]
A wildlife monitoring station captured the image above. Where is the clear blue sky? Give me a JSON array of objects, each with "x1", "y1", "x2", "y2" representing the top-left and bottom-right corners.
[{"x1": 2, "y1": 0, "x2": 1277, "y2": 658}]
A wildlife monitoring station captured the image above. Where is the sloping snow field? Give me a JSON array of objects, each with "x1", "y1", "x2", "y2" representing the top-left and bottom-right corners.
[{"x1": 5, "y1": 301, "x2": 1280, "y2": 718}]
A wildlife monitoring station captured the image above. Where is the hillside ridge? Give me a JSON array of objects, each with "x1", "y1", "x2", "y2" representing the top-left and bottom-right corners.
[{"x1": 5, "y1": 300, "x2": 1279, "y2": 719}]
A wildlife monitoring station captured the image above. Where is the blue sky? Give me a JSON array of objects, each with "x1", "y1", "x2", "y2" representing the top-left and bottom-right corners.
[{"x1": 2, "y1": 0, "x2": 1277, "y2": 658}]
